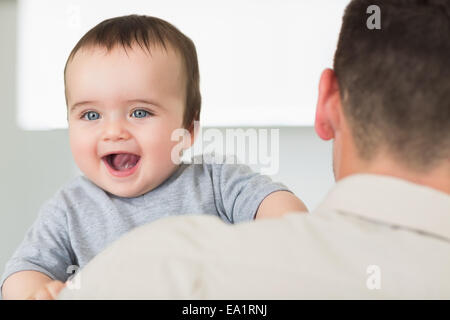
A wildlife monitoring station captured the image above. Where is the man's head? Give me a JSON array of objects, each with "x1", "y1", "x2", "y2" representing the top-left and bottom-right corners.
[
  {"x1": 64, "y1": 15, "x2": 201, "y2": 197},
  {"x1": 315, "y1": 0, "x2": 450, "y2": 191}
]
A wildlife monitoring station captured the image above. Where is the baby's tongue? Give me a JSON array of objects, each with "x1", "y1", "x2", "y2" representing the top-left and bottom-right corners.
[{"x1": 112, "y1": 153, "x2": 139, "y2": 171}]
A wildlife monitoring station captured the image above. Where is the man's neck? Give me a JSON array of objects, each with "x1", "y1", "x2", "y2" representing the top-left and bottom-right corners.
[{"x1": 339, "y1": 154, "x2": 450, "y2": 195}]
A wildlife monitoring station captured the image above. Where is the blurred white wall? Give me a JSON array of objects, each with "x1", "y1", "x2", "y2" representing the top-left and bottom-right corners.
[
  {"x1": 0, "y1": 0, "x2": 334, "y2": 279},
  {"x1": 17, "y1": 0, "x2": 348, "y2": 130}
]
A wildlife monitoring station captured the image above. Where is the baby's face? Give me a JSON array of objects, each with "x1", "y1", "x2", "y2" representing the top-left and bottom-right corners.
[{"x1": 66, "y1": 44, "x2": 187, "y2": 197}]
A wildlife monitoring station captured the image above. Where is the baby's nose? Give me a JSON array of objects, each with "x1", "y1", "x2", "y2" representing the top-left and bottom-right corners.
[{"x1": 102, "y1": 120, "x2": 131, "y2": 142}]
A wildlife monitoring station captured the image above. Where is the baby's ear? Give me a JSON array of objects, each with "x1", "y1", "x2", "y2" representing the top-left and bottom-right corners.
[{"x1": 186, "y1": 119, "x2": 199, "y2": 147}]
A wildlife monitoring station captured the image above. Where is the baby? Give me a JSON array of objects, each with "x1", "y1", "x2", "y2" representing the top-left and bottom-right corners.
[{"x1": 1, "y1": 15, "x2": 307, "y2": 300}]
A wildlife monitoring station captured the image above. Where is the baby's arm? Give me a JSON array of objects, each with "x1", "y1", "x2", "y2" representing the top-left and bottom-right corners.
[
  {"x1": 255, "y1": 190, "x2": 308, "y2": 219},
  {"x1": 2, "y1": 271, "x2": 65, "y2": 300},
  {"x1": 1, "y1": 200, "x2": 74, "y2": 300}
]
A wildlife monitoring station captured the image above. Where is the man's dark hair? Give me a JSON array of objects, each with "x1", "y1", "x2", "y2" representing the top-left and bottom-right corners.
[
  {"x1": 334, "y1": 0, "x2": 450, "y2": 170},
  {"x1": 64, "y1": 14, "x2": 201, "y2": 129}
]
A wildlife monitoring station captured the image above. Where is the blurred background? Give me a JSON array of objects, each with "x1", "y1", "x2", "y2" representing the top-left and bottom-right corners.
[{"x1": 0, "y1": 0, "x2": 337, "y2": 277}]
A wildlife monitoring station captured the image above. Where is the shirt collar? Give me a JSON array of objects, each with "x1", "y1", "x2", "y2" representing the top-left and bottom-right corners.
[{"x1": 316, "y1": 174, "x2": 450, "y2": 241}]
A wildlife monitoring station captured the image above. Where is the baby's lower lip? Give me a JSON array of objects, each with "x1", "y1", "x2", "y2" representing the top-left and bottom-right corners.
[{"x1": 102, "y1": 157, "x2": 141, "y2": 178}]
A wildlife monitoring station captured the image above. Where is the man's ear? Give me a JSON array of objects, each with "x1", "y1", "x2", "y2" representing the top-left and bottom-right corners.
[{"x1": 314, "y1": 68, "x2": 342, "y2": 141}]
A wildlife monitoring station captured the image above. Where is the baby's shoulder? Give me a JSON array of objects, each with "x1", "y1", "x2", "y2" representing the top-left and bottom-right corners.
[
  {"x1": 45, "y1": 175, "x2": 105, "y2": 210},
  {"x1": 184, "y1": 153, "x2": 248, "y2": 170},
  {"x1": 181, "y1": 153, "x2": 255, "y2": 182}
]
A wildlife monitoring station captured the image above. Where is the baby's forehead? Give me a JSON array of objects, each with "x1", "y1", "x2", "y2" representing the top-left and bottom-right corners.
[
  {"x1": 65, "y1": 43, "x2": 187, "y2": 106},
  {"x1": 69, "y1": 42, "x2": 184, "y2": 70},
  {"x1": 66, "y1": 43, "x2": 187, "y2": 86}
]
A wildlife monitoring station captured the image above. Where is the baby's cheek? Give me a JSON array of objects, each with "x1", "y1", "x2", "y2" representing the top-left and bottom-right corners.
[
  {"x1": 154, "y1": 138, "x2": 179, "y2": 165},
  {"x1": 142, "y1": 130, "x2": 180, "y2": 169},
  {"x1": 70, "y1": 131, "x2": 98, "y2": 172}
]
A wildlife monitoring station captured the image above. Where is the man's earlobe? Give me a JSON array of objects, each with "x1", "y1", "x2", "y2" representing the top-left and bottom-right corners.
[{"x1": 315, "y1": 120, "x2": 334, "y2": 141}]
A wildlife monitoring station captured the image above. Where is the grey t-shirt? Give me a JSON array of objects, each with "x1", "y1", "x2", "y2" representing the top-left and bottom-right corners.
[{"x1": 0, "y1": 155, "x2": 289, "y2": 297}]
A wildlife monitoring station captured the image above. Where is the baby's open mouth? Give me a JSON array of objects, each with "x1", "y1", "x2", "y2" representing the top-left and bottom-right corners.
[{"x1": 102, "y1": 153, "x2": 141, "y2": 172}]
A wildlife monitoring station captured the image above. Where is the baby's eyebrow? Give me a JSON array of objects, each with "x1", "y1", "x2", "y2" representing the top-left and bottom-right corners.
[
  {"x1": 69, "y1": 99, "x2": 162, "y2": 113},
  {"x1": 126, "y1": 99, "x2": 162, "y2": 109},
  {"x1": 69, "y1": 101, "x2": 98, "y2": 113}
]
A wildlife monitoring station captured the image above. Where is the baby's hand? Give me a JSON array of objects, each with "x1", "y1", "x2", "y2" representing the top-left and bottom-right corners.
[{"x1": 26, "y1": 280, "x2": 66, "y2": 300}]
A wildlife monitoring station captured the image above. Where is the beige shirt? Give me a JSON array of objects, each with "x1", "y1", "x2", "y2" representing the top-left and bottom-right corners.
[{"x1": 59, "y1": 174, "x2": 450, "y2": 299}]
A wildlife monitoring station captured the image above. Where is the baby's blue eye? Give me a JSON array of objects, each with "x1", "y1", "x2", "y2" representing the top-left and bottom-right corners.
[
  {"x1": 132, "y1": 109, "x2": 150, "y2": 118},
  {"x1": 83, "y1": 111, "x2": 100, "y2": 121}
]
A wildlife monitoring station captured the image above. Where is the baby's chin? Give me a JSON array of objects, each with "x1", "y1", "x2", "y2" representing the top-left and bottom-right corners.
[
  {"x1": 101, "y1": 183, "x2": 152, "y2": 198},
  {"x1": 105, "y1": 187, "x2": 144, "y2": 198},
  {"x1": 99, "y1": 172, "x2": 175, "y2": 198},
  {"x1": 83, "y1": 163, "x2": 180, "y2": 198},
  {"x1": 82, "y1": 173, "x2": 151, "y2": 198}
]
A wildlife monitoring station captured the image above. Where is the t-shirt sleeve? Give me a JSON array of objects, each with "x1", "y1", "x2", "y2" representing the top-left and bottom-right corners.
[
  {"x1": 0, "y1": 200, "x2": 75, "y2": 299},
  {"x1": 211, "y1": 159, "x2": 291, "y2": 223}
]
